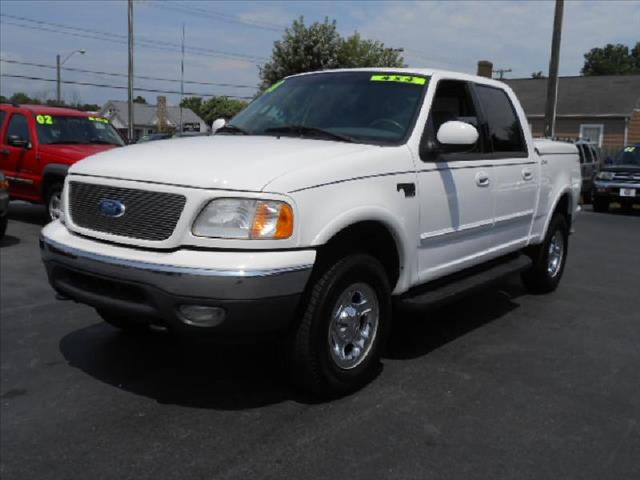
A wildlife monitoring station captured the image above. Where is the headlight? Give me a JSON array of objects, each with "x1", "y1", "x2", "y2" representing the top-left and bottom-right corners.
[
  {"x1": 192, "y1": 198, "x2": 294, "y2": 239},
  {"x1": 596, "y1": 171, "x2": 615, "y2": 180}
]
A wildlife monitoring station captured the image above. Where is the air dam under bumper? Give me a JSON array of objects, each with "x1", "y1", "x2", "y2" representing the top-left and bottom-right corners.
[{"x1": 40, "y1": 221, "x2": 315, "y2": 334}]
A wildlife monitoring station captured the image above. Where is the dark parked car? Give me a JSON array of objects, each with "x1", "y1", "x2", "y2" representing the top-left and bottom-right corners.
[
  {"x1": 574, "y1": 141, "x2": 600, "y2": 203},
  {"x1": 136, "y1": 132, "x2": 172, "y2": 143},
  {"x1": 592, "y1": 144, "x2": 640, "y2": 212}
]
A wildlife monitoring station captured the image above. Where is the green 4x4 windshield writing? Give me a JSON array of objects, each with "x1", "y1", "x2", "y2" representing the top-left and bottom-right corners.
[
  {"x1": 229, "y1": 72, "x2": 429, "y2": 145},
  {"x1": 35, "y1": 116, "x2": 125, "y2": 146}
]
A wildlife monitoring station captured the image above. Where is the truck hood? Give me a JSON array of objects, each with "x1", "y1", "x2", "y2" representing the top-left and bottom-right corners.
[
  {"x1": 39, "y1": 143, "x2": 119, "y2": 164},
  {"x1": 69, "y1": 135, "x2": 376, "y2": 191}
]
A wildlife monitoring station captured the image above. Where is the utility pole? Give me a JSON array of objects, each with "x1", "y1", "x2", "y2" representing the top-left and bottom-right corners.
[
  {"x1": 127, "y1": 0, "x2": 135, "y2": 142},
  {"x1": 56, "y1": 49, "x2": 85, "y2": 104},
  {"x1": 56, "y1": 55, "x2": 61, "y2": 103},
  {"x1": 493, "y1": 68, "x2": 512, "y2": 80},
  {"x1": 544, "y1": 0, "x2": 564, "y2": 138},
  {"x1": 179, "y1": 23, "x2": 185, "y2": 135}
]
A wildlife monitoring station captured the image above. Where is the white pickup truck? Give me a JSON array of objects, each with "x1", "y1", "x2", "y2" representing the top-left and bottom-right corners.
[{"x1": 41, "y1": 68, "x2": 580, "y2": 396}]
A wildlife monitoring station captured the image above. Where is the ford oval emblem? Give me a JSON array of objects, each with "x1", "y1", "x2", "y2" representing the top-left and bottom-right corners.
[{"x1": 98, "y1": 198, "x2": 126, "y2": 218}]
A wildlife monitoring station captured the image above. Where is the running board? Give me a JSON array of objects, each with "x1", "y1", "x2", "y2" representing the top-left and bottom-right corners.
[{"x1": 397, "y1": 254, "x2": 532, "y2": 310}]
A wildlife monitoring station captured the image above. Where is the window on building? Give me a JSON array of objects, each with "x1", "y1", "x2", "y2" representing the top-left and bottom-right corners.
[{"x1": 579, "y1": 124, "x2": 603, "y2": 147}]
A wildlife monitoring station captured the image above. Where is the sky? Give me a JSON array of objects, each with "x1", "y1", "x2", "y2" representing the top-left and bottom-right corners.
[{"x1": 0, "y1": 0, "x2": 638, "y2": 107}]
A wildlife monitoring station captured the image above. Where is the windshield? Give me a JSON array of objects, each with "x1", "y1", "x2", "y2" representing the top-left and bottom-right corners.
[
  {"x1": 611, "y1": 145, "x2": 640, "y2": 166},
  {"x1": 35, "y1": 115, "x2": 125, "y2": 146},
  {"x1": 230, "y1": 72, "x2": 429, "y2": 145}
]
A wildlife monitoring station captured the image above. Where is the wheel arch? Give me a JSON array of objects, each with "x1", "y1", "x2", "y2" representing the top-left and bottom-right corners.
[
  {"x1": 310, "y1": 208, "x2": 409, "y2": 293},
  {"x1": 41, "y1": 163, "x2": 69, "y2": 196}
]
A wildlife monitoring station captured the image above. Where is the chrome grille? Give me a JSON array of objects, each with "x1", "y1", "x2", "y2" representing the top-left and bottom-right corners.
[
  {"x1": 68, "y1": 181, "x2": 186, "y2": 241},
  {"x1": 612, "y1": 173, "x2": 640, "y2": 183}
]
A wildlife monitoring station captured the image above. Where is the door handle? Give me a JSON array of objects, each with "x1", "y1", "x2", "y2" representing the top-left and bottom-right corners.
[
  {"x1": 522, "y1": 169, "x2": 534, "y2": 181},
  {"x1": 0, "y1": 148, "x2": 9, "y2": 155},
  {"x1": 475, "y1": 171, "x2": 490, "y2": 187}
]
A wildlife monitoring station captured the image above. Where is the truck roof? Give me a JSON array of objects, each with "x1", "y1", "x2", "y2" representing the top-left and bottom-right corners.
[
  {"x1": 288, "y1": 67, "x2": 509, "y2": 89},
  {"x1": 0, "y1": 103, "x2": 95, "y2": 117}
]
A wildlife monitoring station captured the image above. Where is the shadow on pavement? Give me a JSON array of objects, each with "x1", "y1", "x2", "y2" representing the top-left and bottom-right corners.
[
  {"x1": 0, "y1": 234, "x2": 20, "y2": 248},
  {"x1": 8, "y1": 201, "x2": 47, "y2": 226},
  {"x1": 387, "y1": 281, "x2": 523, "y2": 360},
  {"x1": 59, "y1": 280, "x2": 524, "y2": 410}
]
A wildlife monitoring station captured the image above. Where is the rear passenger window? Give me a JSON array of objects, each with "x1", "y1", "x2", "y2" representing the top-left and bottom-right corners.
[
  {"x1": 475, "y1": 85, "x2": 526, "y2": 153},
  {"x1": 0, "y1": 111, "x2": 6, "y2": 130},
  {"x1": 6, "y1": 113, "x2": 30, "y2": 142}
]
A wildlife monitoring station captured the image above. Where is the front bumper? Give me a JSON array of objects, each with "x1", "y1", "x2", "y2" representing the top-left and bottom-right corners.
[
  {"x1": 593, "y1": 181, "x2": 640, "y2": 202},
  {"x1": 40, "y1": 221, "x2": 315, "y2": 334}
]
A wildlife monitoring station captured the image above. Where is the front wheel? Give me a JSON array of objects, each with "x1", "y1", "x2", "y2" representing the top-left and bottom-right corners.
[
  {"x1": 45, "y1": 182, "x2": 64, "y2": 222},
  {"x1": 289, "y1": 254, "x2": 391, "y2": 397},
  {"x1": 521, "y1": 214, "x2": 569, "y2": 294}
]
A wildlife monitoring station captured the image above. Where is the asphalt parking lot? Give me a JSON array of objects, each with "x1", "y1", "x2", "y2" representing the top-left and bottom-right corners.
[{"x1": 1, "y1": 203, "x2": 639, "y2": 480}]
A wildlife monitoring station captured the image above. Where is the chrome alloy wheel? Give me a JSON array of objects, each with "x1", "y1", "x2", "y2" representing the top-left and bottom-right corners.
[
  {"x1": 328, "y1": 282, "x2": 379, "y2": 370},
  {"x1": 48, "y1": 190, "x2": 62, "y2": 221},
  {"x1": 547, "y1": 230, "x2": 565, "y2": 278}
]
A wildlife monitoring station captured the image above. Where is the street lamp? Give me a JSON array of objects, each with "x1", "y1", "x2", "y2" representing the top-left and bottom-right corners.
[{"x1": 56, "y1": 49, "x2": 86, "y2": 103}]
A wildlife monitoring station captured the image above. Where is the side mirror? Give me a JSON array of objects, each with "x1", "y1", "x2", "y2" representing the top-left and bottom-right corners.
[
  {"x1": 211, "y1": 118, "x2": 226, "y2": 133},
  {"x1": 436, "y1": 121, "x2": 479, "y2": 145},
  {"x1": 7, "y1": 134, "x2": 30, "y2": 148}
]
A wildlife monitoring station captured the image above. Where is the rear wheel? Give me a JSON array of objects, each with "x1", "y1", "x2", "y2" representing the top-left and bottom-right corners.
[
  {"x1": 97, "y1": 309, "x2": 151, "y2": 333},
  {"x1": 521, "y1": 214, "x2": 569, "y2": 294},
  {"x1": 289, "y1": 253, "x2": 391, "y2": 397},
  {"x1": 592, "y1": 196, "x2": 609, "y2": 213},
  {"x1": 45, "y1": 182, "x2": 64, "y2": 221}
]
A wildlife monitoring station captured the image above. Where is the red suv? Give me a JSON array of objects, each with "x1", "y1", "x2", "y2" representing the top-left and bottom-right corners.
[{"x1": 0, "y1": 104, "x2": 124, "y2": 220}]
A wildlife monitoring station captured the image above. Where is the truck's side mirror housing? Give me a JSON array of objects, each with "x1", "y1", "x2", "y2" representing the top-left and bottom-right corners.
[
  {"x1": 7, "y1": 134, "x2": 30, "y2": 149},
  {"x1": 436, "y1": 121, "x2": 479, "y2": 146},
  {"x1": 211, "y1": 118, "x2": 226, "y2": 133}
]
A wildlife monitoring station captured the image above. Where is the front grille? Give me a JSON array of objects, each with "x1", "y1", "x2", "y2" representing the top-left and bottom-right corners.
[
  {"x1": 69, "y1": 181, "x2": 186, "y2": 241},
  {"x1": 613, "y1": 173, "x2": 640, "y2": 183}
]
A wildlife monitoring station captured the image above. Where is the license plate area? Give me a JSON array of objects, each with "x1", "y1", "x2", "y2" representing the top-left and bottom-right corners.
[{"x1": 620, "y1": 188, "x2": 636, "y2": 197}]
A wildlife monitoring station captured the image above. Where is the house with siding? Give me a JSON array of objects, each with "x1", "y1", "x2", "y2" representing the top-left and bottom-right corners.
[
  {"x1": 100, "y1": 97, "x2": 208, "y2": 141},
  {"x1": 504, "y1": 75, "x2": 640, "y2": 154}
]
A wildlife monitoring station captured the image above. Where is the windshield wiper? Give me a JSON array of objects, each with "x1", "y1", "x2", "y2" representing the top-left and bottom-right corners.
[
  {"x1": 88, "y1": 139, "x2": 120, "y2": 145},
  {"x1": 263, "y1": 125, "x2": 357, "y2": 143},
  {"x1": 216, "y1": 124, "x2": 248, "y2": 135}
]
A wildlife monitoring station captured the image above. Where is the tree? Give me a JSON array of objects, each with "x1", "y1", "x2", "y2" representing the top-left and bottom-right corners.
[
  {"x1": 180, "y1": 96, "x2": 204, "y2": 118},
  {"x1": 258, "y1": 17, "x2": 406, "y2": 90},
  {"x1": 531, "y1": 71, "x2": 546, "y2": 79},
  {"x1": 10, "y1": 92, "x2": 38, "y2": 104},
  {"x1": 581, "y1": 42, "x2": 640, "y2": 75},
  {"x1": 133, "y1": 95, "x2": 147, "y2": 104},
  {"x1": 199, "y1": 96, "x2": 247, "y2": 124}
]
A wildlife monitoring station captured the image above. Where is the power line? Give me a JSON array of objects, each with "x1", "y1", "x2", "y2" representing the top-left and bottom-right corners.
[
  {"x1": 0, "y1": 14, "x2": 267, "y2": 62},
  {"x1": 151, "y1": 2, "x2": 286, "y2": 32},
  {"x1": 0, "y1": 74, "x2": 254, "y2": 100},
  {"x1": 0, "y1": 58, "x2": 258, "y2": 90}
]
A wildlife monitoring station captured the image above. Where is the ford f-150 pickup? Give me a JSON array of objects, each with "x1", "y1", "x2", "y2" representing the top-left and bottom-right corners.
[{"x1": 40, "y1": 69, "x2": 581, "y2": 396}]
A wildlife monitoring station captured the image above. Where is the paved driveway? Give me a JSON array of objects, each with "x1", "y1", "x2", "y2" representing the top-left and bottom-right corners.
[{"x1": 1, "y1": 203, "x2": 639, "y2": 480}]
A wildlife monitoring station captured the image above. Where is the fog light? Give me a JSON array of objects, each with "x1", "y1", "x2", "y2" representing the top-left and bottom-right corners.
[{"x1": 178, "y1": 305, "x2": 226, "y2": 327}]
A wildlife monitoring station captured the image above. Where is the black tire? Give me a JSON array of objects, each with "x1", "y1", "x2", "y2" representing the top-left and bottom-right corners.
[
  {"x1": 592, "y1": 196, "x2": 609, "y2": 213},
  {"x1": 521, "y1": 214, "x2": 569, "y2": 294},
  {"x1": 97, "y1": 309, "x2": 151, "y2": 333},
  {"x1": 0, "y1": 215, "x2": 7, "y2": 239},
  {"x1": 44, "y1": 182, "x2": 64, "y2": 222},
  {"x1": 289, "y1": 253, "x2": 391, "y2": 397}
]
